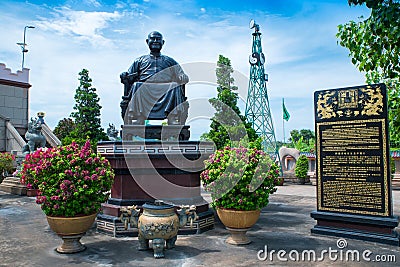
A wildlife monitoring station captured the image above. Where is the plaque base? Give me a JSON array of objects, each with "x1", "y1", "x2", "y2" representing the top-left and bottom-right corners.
[{"x1": 311, "y1": 211, "x2": 400, "y2": 246}]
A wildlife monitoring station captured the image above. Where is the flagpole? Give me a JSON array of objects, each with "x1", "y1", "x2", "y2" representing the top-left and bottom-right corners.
[{"x1": 282, "y1": 98, "x2": 285, "y2": 144}]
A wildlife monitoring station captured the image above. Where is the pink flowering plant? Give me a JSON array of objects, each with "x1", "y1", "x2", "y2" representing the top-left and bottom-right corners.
[
  {"x1": 200, "y1": 146, "x2": 278, "y2": 211},
  {"x1": 19, "y1": 140, "x2": 114, "y2": 217}
]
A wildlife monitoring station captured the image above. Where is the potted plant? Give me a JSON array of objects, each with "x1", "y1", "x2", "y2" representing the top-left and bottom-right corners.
[
  {"x1": 200, "y1": 146, "x2": 279, "y2": 245},
  {"x1": 18, "y1": 140, "x2": 114, "y2": 253},
  {"x1": 295, "y1": 155, "x2": 309, "y2": 184},
  {"x1": 0, "y1": 152, "x2": 15, "y2": 183}
]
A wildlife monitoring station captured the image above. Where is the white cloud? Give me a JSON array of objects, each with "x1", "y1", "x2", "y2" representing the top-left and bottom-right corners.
[
  {"x1": 85, "y1": 0, "x2": 101, "y2": 8},
  {"x1": 35, "y1": 7, "x2": 122, "y2": 47}
]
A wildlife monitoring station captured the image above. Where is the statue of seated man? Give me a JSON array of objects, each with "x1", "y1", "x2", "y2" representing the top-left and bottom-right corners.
[{"x1": 120, "y1": 31, "x2": 189, "y2": 125}]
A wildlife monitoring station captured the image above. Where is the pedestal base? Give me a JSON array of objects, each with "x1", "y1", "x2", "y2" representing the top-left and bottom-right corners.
[
  {"x1": 311, "y1": 211, "x2": 400, "y2": 246},
  {"x1": 122, "y1": 125, "x2": 190, "y2": 141},
  {"x1": 56, "y1": 234, "x2": 86, "y2": 254},
  {"x1": 225, "y1": 227, "x2": 252, "y2": 245},
  {"x1": 97, "y1": 140, "x2": 215, "y2": 237}
]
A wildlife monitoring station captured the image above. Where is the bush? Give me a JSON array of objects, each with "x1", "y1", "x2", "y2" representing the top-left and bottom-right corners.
[
  {"x1": 200, "y1": 146, "x2": 278, "y2": 211},
  {"x1": 18, "y1": 140, "x2": 114, "y2": 217},
  {"x1": 295, "y1": 155, "x2": 308, "y2": 179},
  {"x1": 0, "y1": 152, "x2": 15, "y2": 183}
]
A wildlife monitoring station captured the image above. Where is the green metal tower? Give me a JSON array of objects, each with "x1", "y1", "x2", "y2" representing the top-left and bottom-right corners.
[{"x1": 245, "y1": 20, "x2": 278, "y2": 155}]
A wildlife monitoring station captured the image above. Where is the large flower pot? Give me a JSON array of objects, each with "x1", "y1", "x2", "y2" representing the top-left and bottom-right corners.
[
  {"x1": 46, "y1": 213, "x2": 97, "y2": 253},
  {"x1": 216, "y1": 208, "x2": 261, "y2": 245},
  {"x1": 26, "y1": 188, "x2": 38, "y2": 197}
]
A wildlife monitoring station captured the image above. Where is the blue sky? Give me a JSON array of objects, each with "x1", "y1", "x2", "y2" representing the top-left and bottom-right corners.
[{"x1": 0, "y1": 0, "x2": 369, "y2": 141}]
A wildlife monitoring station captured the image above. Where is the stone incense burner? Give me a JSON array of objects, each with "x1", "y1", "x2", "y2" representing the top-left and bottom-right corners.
[{"x1": 120, "y1": 200, "x2": 198, "y2": 258}]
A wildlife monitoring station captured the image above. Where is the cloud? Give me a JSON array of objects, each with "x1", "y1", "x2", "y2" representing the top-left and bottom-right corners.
[
  {"x1": 84, "y1": 0, "x2": 101, "y2": 8},
  {"x1": 35, "y1": 7, "x2": 122, "y2": 47}
]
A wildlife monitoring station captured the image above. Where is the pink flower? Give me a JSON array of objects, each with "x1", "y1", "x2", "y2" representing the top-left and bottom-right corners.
[{"x1": 16, "y1": 139, "x2": 115, "y2": 217}]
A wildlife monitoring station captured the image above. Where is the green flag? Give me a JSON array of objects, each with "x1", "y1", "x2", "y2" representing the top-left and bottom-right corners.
[{"x1": 283, "y1": 99, "x2": 290, "y2": 121}]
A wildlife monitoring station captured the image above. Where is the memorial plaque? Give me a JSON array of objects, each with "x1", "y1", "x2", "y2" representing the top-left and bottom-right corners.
[{"x1": 314, "y1": 83, "x2": 392, "y2": 216}]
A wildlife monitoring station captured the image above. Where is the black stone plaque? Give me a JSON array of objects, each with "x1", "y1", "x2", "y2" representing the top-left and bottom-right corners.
[
  {"x1": 314, "y1": 83, "x2": 391, "y2": 216},
  {"x1": 311, "y1": 84, "x2": 399, "y2": 246}
]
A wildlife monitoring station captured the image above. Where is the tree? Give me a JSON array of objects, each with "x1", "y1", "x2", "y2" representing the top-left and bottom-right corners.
[
  {"x1": 337, "y1": 0, "x2": 400, "y2": 147},
  {"x1": 289, "y1": 129, "x2": 315, "y2": 143},
  {"x1": 295, "y1": 155, "x2": 309, "y2": 183},
  {"x1": 53, "y1": 118, "x2": 76, "y2": 142},
  {"x1": 66, "y1": 69, "x2": 107, "y2": 146},
  {"x1": 287, "y1": 129, "x2": 315, "y2": 152},
  {"x1": 201, "y1": 55, "x2": 259, "y2": 149}
]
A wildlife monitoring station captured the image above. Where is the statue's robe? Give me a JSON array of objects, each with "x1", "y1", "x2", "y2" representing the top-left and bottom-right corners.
[{"x1": 124, "y1": 54, "x2": 187, "y2": 120}]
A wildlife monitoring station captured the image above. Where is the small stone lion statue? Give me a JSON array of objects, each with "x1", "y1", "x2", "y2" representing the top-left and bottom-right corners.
[
  {"x1": 22, "y1": 117, "x2": 46, "y2": 155},
  {"x1": 106, "y1": 123, "x2": 119, "y2": 141}
]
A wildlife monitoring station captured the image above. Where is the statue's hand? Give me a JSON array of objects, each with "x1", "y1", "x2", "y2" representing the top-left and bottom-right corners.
[
  {"x1": 120, "y1": 72, "x2": 129, "y2": 83},
  {"x1": 178, "y1": 74, "x2": 189, "y2": 84}
]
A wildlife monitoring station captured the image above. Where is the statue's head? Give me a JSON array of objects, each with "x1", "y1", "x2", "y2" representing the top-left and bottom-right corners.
[
  {"x1": 146, "y1": 31, "x2": 164, "y2": 53},
  {"x1": 28, "y1": 117, "x2": 43, "y2": 133}
]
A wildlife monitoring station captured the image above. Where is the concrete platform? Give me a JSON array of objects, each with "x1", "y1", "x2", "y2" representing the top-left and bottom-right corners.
[{"x1": 1, "y1": 185, "x2": 399, "y2": 266}]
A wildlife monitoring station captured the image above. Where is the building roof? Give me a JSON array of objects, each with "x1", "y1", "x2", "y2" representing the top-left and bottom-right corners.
[{"x1": 0, "y1": 63, "x2": 30, "y2": 84}]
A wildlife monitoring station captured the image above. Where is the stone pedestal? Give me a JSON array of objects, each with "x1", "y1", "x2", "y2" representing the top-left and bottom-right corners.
[
  {"x1": 97, "y1": 140, "x2": 215, "y2": 237},
  {"x1": 122, "y1": 125, "x2": 190, "y2": 141}
]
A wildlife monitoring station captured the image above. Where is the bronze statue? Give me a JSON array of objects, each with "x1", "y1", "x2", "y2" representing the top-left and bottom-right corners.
[{"x1": 120, "y1": 31, "x2": 189, "y2": 125}]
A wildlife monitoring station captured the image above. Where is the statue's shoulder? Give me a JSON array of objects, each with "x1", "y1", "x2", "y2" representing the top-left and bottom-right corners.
[
  {"x1": 136, "y1": 54, "x2": 150, "y2": 62},
  {"x1": 162, "y1": 55, "x2": 179, "y2": 66}
]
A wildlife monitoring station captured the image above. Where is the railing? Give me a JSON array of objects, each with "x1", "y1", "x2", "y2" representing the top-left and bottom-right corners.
[
  {"x1": 41, "y1": 124, "x2": 61, "y2": 147},
  {"x1": 5, "y1": 121, "x2": 25, "y2": 152}
]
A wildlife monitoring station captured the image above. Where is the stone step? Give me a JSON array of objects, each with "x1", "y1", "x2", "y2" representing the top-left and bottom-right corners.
[
  {"x1": 0, "y1": 177, "x2": 27, "y2": 195},
  {"x1": 1, "y1": 177, "x2": 22, "y2": 186}
]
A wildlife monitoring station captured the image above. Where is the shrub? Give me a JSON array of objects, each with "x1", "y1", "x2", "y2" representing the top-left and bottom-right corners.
[
  {"x1": 295, "y1": 155, "x2": 309, "y2": 179},
  {"x1": 200, "y1": 146, "x2": 278, "y2": 211},
  {"x1": 18, "y1": 140, "x2": 114, "y2": 217}
]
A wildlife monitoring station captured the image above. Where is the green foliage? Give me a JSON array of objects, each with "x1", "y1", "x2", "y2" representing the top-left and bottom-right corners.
[
  {"x1": 53, "y1": 118, "x2": 76, "y2": 142},
  {"x1": 18, "y1": 141, "x2": 114, "y2": 217},
  {"x1": 288, "y1": 129, "x2": 315, "y2": 152},
  {"x1": 295, "y1": 155, "x2": 309, "y2": 179},
  {"x1": 200, "y1": 146, "x2": 279, "y2": 211},
  {"x1": 289, "y1": 129, "x2": 315, "y2": 143},
  {"x1": 67, "y1": 69, "x2": 108, "y2": 147},
  {"x1": 202, "y1": 55, "x2": 258, "y2": 149},
  {"x1": 390, "y1": 156, "x2": 395, "y2": 179},
  {"x1": 337, "y1": 0, "x2": 400, "y2": 147},
  {"x1": 0, "y1": 152, "x2": 15, "y2": 182}
]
